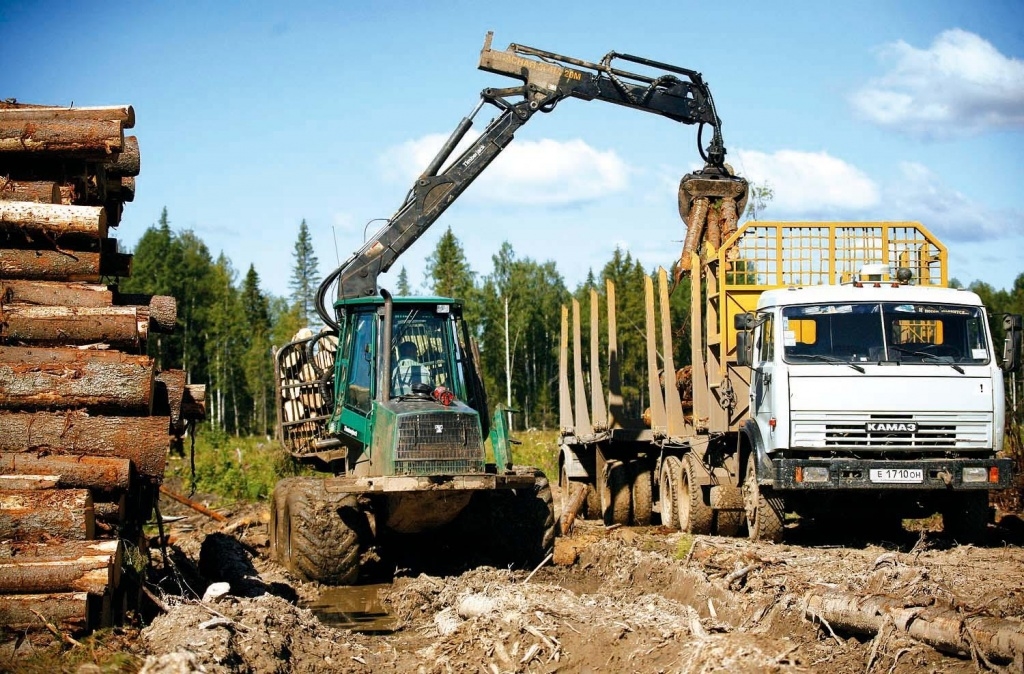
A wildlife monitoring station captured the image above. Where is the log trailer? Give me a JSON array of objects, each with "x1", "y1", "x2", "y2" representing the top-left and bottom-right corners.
[
  {"x1": 0, "y1": 103, "x2": 205, "y2": 637},
  {"x1": 270, "y1": 33, "x2": 748, "y2": 584},
  {"x1": 559, "y1": 220, "x2": 1022, "y2": 542}
]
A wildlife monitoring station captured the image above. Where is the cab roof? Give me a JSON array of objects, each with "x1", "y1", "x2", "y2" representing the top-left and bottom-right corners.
[
  {"x1": 335, "y1": 295, "x2": 463, "y2": 308},
  {"x1": 756, "y1": 283, "x2": 984, "y2": 310}
]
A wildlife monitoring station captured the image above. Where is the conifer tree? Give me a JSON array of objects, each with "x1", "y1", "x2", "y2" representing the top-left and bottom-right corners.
[
  {"x1": 290, "y1": 219, "x2": 321, "y2": 325},
  {"x1": 396, "y1": 266, "x2": 411, "y2": 295}
]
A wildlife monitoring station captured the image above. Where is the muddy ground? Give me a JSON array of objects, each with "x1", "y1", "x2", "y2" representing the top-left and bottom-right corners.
[{"x1": 14, "y1": 487, "x2": 1024, "y2": 673}]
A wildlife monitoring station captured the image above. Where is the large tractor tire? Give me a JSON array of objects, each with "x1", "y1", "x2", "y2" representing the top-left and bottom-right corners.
[
  {"x1": 659, "y1": 456, "x2": 682, "y2": 529},
  {"x1": 489, "y1": 469, "x2": 556, "y2": 567},
  {"x1": 743, "y1": 459, "x2": 785, "y2": 543},
  {"x1": 679, "y1": 454, "x2": 713, "y2": 535},
  {"x1": 630, "y1": 460, "x2": 653, "y2": 526},
  {"x1": 941, "y1": 491, "x2": 990, "y2": 545},
  {"x1": 598, "y1": 458, "x2": 632, "y2": 526},
  {"x1": 277, "y1": 477, "x2": 368, "y2": 585}
]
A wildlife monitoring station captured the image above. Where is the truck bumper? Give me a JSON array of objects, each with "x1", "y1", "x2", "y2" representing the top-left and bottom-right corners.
[
  {"x1": 773, "y1": 458, "x2": 1014, "y2": 491},
  {"x1": 323, "y1": 472, "x2": 537, "y2": 494}
]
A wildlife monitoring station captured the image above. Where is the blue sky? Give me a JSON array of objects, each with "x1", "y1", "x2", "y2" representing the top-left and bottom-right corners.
[{"x1": 3, "y1": 1, "x2": 1022, "y2": 298}]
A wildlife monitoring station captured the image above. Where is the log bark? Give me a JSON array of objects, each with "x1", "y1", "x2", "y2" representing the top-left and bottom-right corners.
[
  {"x1": 116, "y1": 293, "x2": 176, "y2": 332},
  {"x1": 0, "y1": 202, "x2": 107, "y2": 240},
  {"x1": 0, "y1": 104, "x2": 134, "y2": 129},
  {"x1": 0, "y1": 411, "x2": 170, "y2": 478},
  {"x1": 0, "y1": 280, "x2": 113, "y2": 307},
  {"x1": 155, "y1": 369, "x2": 186, "y2": 426},
  {"x1": 0, "y1": 248, "x2": 131, "y2": 282},
  {"x1": 183, "y1": 384, "x2": 207, "y2": 421},
  {"x1": 559, "y1": 483, "x2": 589, "y2": 535},
  {"x1": 0, "y1": 346, "x2": 154, "y2": 413},
  {"x1": 58, "y1": 183, "x2": 76, "y2": 205},
  {"x1": 0, "y1": 453, "x2": 130, "y2": 490},
  {"x1": 0, "y1": 539, "x2": 121, "y2": 595},
  {"x1": 103, "y1": 136, "x2": 139, "y2": 177},
  {"x1": 0, "y1": 474, "x2": 58, "y2": 490},
  {"x1": 0, "y1": 305, "x2": 147, "y2": 348},
  {"x1": 0, "y1": 119, "x2": 123, "y2": 156},
  {"x1": 0, "y1": 180, "x2": 60, "y2": 204},
  {"x1": 0, "y1": 488, "x2": 94, "y2": 540},
  {"x1": 0, "y1": 592, "x2": 90, "y2": 633},
  {"x1": 805, "y1": 591, "x2": 1024, "y2": 664}
]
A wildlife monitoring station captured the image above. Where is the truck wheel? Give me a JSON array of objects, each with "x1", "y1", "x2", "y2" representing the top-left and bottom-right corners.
[
  {"x1": 679, "y1": 454, "x2": 713, "y2": 535},
  {"x1": 560, "y1": 464, "x2": 600, "y2": 520},
  {"x1": 659, "y1": 456, "x2": 681, "y2": 529},
  {"x1": 743, "y1": 460, "x2": 785, "y2": 543},
  {"x1": 630, "y1": 461, "x2": 653, "y2": 526},
  {"x1": 282, "y1": 478, "x2": 367, "y2": 585},
  {"x1": 490, "y1": 469, "x2": 556, "y2": 566},
  {"x1": 942, "y1": 492, "x2": 990, "y2": 545},
  {"x1": 599, "y1": 459, "x2": 631, "y2": 526}
]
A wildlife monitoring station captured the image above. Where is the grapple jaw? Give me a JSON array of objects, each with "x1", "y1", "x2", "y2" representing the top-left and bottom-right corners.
[{"x1": 677, "y1": 166, "x2": 749, "y2": 275}]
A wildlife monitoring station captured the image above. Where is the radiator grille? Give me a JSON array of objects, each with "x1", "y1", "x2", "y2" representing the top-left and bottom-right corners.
[
  {"x1": 791, "y1": 412, "x2": 991, "y2": 451},
  {"x1": 394, "y1": 412, "x2": 484, "y2": 475}
]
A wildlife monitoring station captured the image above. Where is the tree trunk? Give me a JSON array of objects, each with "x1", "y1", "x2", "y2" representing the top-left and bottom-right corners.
[
  {"x1": 0, "y1": 119, "x2": 123, "y2": 156},
  {"x1": 0, "y1": 248, "x2": 131, "y2": 282},
  {"x1": 0, "y1": 488, "x2": 94, "y2": 540},
  {"x1": 116, "y1": 293, "x2": 176, "y2": 332},
  {"x1": 0, "y1": 280, "x2": 113, "y2": 307},
  {"x1": 0, "y1": 305, "x2": 146, "y2": 348},
  {"x1": 0, "y1": 346, "x2": 154, "y2": 413},
  {"x1": 0, "y1": 592, "x2": 90, "y2": 633},
  {"x1": 0, "y1": 539, "x2": 121, "y2": 595},
  {"x1": 0, "y1": 202, "x2": 107, "y2": 240},
  {"x1": 804, "y1": 591, "x2": 1024, "y2": 664},
  {"x1": 0, "y1": 104, "x2": 134, "y2": 129},
  {"x1": 103, "y1": 135, "x2": 139, "y2": 177},
  {"x1": 0, "y1": 411, "x2": 170, "y2": 478},
  {"x1": 0, "y1": 453, "x2": 130, "y2": 490},
  {"x1": 0, "y1": 180, "x2": 60, "y2": 204}
]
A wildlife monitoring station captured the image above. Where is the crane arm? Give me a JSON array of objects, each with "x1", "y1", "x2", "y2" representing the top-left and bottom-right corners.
[{"x1": 317, "y1": 32, "x2": 743, "y2": 325}]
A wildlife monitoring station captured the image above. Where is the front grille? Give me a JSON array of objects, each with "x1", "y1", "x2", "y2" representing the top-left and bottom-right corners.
[
  {"x1": 791, "y1": 412, "x2": 991, "y2": 452},
  {"x1": 394, "y1": 412, "x2": 484, "y2": 475}
]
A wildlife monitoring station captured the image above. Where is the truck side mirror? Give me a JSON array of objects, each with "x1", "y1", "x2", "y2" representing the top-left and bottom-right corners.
[
  {"x1": 1002, "y1": 314, "x2": 1022, "y2": 372},
  {"x1": 736, "y1": 331, "x2": 754, "y2": 367},
  {"x1": 734, "y1": 312, "x2": 754, "y2": 330}
]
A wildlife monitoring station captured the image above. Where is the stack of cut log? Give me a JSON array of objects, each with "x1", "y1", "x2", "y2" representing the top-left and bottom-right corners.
[{"x1": 0, "y1": 102, "x2": 205, "y2": 637}]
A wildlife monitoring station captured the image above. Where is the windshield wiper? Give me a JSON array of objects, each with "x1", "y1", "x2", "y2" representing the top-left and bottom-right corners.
[
  {"x1": 794, "y1": 353, "x2": 865, "y2": 373},
  {"x1": 890, "y1": 346, "x2": 965, "y2": 374}
]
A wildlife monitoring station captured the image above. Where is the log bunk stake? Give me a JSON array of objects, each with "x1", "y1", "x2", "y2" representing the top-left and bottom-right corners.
[{"x1": 0, "y1": 102, "x2": 205, "y2": 640}]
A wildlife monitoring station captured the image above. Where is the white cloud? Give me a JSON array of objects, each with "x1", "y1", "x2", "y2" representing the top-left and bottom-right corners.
[
  {"x1": 733, "y1": 149, "x2": 881, "y2": 213},
  {"x1": 879, "y1": 161, "x2": 1022, "y2": 241},
  {"x1": 851, "y1": 29, "x2": 1024, "y2": 137},
  {"x1": 378, "y1": 131, "x2": 629, "y2": 206}
]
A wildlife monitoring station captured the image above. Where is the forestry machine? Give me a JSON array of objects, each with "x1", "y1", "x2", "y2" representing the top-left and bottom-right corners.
[{"x1": 269, "y1": 32, "x2": 748, "y2": 584}]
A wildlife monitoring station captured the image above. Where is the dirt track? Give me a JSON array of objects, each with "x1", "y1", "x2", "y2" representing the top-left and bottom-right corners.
[{"x1": 106, "y1": 483, "x2": 1024, "y2": 674}]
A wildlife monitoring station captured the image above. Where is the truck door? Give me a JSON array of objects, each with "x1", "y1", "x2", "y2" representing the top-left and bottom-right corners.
[{"x1": 336, "y1": 309, "x2": 376, "y2": 444}]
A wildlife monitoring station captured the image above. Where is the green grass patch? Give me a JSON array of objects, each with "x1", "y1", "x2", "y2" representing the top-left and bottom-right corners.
[
  {"x1": 507, "y1": 429, "x2": 560, "y2": 480},
  {"x1": 674, "y1": 533, "x2": 695, "y2": 560},
  {"x1": 166, "y1": 427, "x2": 311, "y2": 503}
]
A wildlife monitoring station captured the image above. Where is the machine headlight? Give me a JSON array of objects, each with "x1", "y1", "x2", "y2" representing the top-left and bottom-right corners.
[
  {"x1": 962, "y1": 467, "x2": 988, "y2": 483},
  {"x1": 802, "y1": 466, "x2": 830, "y2": 483}
]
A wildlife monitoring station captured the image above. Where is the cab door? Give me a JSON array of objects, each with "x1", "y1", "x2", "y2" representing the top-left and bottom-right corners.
[
  {"x1": 750, "y1": 312, "x2": 779, "y2": 450},
  {"x1": 334, "y1": 309, "x2": 376, "y2": 445}
]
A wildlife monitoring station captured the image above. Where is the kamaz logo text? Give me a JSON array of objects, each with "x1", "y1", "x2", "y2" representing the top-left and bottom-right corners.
[
  {"x1": 866, "y1": 422, "x2": 918, "y2": 433},
  {"x1": 435, "y1": 424, "x2": 444, "y2": 434}
]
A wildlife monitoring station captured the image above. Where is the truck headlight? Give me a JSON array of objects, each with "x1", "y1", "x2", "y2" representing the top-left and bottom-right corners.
[
  {"x1": 962, "y1": 467, "x2": 988, "y2": 483},
  {"x1": 801, "y1": 466, "x2": 830, "y2": 483}
]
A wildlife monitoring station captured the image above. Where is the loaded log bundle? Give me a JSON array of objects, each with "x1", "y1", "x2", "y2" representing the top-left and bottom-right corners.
[{"x1": 0, "y1": 101, "x2": 205, "y2": 637}]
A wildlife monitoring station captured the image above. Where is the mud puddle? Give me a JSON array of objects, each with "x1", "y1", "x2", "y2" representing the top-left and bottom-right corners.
[{"x1": 305, "y1": 582, "x2": 398, "y2": 633}]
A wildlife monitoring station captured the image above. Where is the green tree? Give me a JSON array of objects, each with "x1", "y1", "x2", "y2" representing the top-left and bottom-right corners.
[
  {"x1": 241, "y1": 265, "x2": 274, "y2": 436},
  {"x1": 290, "y1": 219, "x2": 321, "y2": 325},
  {"x1": 426, "y1": 227, "x2": 476, "y2": 301},
  {"x1": 396, "y1": 266, "x2": 412, "y2": 295},
  {"x1": 743, "y1": 181, "x2": 774, "y2": 222}
]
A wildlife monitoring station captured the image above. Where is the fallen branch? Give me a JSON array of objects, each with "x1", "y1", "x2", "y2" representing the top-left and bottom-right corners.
[
  {"x1": 159, "y1": 485, "x2": 227, "y2": 522},
  {"x1": 523, "y1": 552, "x2": 553, "y2": 585},
  {"x1": 31, "y1": 608, "x2": 82, "y2": 648}
]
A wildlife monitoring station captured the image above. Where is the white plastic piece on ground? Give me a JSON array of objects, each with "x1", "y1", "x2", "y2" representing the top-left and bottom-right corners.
[{"x1": 202, "y1": 582, "x2": 231, "y2": 602}]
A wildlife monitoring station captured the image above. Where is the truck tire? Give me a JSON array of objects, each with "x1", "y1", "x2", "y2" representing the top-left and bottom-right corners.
[
  {"x1": 630, "y1": 461, "x2": 653, "y2": 526},
  {"x1": 268, "y1": 479, "x2": 294, "y2": 564},
  {"x1": 490, "y1": 469, "x2": 556, "y2": 567},
  {"x1": 743, "y1": 460, "x2": 785, "y2": 543},
  {"x1": 560, "y1": 463, "x2": 600, "y2": 520},
  {"x1": 659, "y1": 456, "x2": 681, "y2": 530},
  {"x1": 598, "y1": 459, "x2": 631, "y2": 526},
  {"x1": 280, "y1": 478, "x2": 366, "y2": 585},
  {"x1": 942, "y1": 491, "x2": 990, "y2": 545},
  {"x1": 679, "y1": 454, "x2": 713, "y2": 535}
]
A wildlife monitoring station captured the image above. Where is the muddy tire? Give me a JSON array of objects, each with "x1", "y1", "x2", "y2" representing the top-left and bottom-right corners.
[
  {"x1": 659, "y1": 456, "x2": 682, "y2": 529},
  {"x1": 598, "y1": 459, "x2": 631, "y2": 526},
  {"x1": 490, "y1": 469, "x2": 556, "y2": 567},
  {"x1": 268, "y1": 478, "x2": 295, "y2": 564},
  {"x1": 679, "y1": 454, "x2": 713, "y2": 535},
  {"x1": 942, "y1": 492, "x2": 990, "y2": 544},
  {"x1": 630, "y1": 461, "x2": 653, "y2": 526},
  {"x1": 280, "y1": 478, "x2": 367, "y2": 585},
  {"x1": 743, "y1": 459, "x2": 785, "y2": 543}
]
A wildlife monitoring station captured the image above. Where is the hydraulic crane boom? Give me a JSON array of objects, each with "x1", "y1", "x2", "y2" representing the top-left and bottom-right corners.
[{"x1": 317, "y1": 32, "x2": 744, "y2": 326}]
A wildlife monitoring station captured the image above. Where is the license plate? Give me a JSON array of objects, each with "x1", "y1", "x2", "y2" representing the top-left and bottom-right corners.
[{"x1": 870, "y1": 468, "x2": 923, "y2": 484}]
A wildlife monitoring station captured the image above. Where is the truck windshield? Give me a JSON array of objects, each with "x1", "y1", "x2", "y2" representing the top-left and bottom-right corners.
[
  {"x1": 389, "y1": 307, "x2": 460, "y2": 398},
  {"x1": 781, "y1": 302, "x2": 990, "y2": 365}
]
